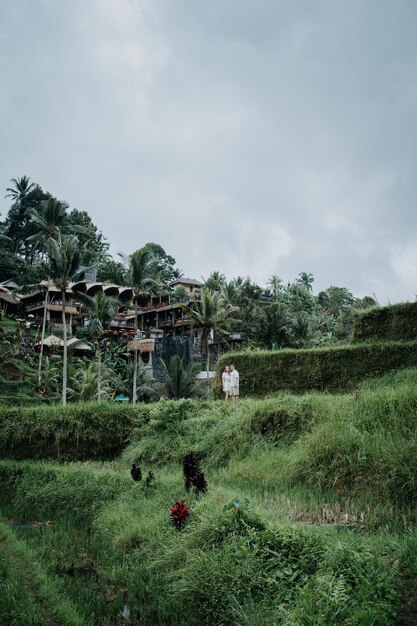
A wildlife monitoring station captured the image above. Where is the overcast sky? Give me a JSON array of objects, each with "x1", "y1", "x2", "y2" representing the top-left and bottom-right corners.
[{"x1": 1, "y1": 0, "x2": 417, "y2": 302}]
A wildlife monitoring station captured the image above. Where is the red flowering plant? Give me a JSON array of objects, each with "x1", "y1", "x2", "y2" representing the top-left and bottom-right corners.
[{"x1": 169, "y1": 500, "x2": 190, "y2": 530}]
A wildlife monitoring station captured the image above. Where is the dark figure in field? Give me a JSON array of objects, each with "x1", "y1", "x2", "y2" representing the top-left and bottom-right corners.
[
  {"x1": 145, "y1": 470, "x2": 155, "y2": 487},
  {"x1": 183, "y1": 452, "x2": 199, "y2": 491},
  {"x1": 193, "y1": 468, "x2": 208, "y2": 494},
  {"x1": 182, "y1": 451, "x2": 208, "y2": 494},
  {"x1": 130, "y1": 463, "x2": 142, "y2": 481}
]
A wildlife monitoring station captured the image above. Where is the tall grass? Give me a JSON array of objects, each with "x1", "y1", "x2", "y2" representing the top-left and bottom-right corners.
[{"x1": 1, "y1": 368, "x2": 417, "y2": 624}]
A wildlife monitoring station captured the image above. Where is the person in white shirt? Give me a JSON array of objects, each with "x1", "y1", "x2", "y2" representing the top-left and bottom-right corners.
[
  {"x1": 222, "y1": 365, "x2": 231, "y2": 401},
  {"x1": 230, "y1": 364, "x2": 239, "y2": 400}
]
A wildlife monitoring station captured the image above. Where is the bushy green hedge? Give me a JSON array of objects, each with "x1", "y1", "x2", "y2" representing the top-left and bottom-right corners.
[
  {"x1": 0, "y1": 403, "x2": 147, "y2": 461},
  {"x1": 215, "y1": 341, "x2": 417, "y2": 396},
  {"x1": 353, "y1": 302, "x2": 417, "y2": 342},
  {"x1": 0, "y1": 399, "x2": 210, "y2": 461}
]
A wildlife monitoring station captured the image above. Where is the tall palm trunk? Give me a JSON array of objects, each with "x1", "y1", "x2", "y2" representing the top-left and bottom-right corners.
[
  {"x1": 204, "y1": 329, "x2": 211, "y2": 398},
  {"x1": 97, "y1": 340, "x2": 102, "y2": 403},
  {"x1": 37, "y1": 282, "x2": 49, "y2": 385},
  {"x1": 132, "y1": 297, "x2": 138, "y2": 404},
  {"x1": 61, "y1": 289, "x2": 68, "y2": 405}
]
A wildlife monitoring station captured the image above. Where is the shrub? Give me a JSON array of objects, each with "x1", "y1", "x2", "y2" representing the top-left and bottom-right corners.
[
  {"x1": 0, "y1": 403, "x2": 149, "y2": 460},
  {"x1": 353, "y1": 301, "x2": 417, "y2": 343},
  {"x1": 215, "y1": 341, "x2": 417, "y2": 396}
]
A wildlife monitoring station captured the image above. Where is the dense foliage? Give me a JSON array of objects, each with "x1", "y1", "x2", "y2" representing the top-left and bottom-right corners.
[
  {"x1": 353, "y1": 301, "x2": 417, "y2": 343},
  {"x1": 215, "y1": 340, "x2": 417, "y2": 396}
]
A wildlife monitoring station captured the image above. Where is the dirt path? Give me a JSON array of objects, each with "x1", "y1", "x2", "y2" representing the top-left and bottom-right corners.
[{"x1": 401, "y1": 577, "x2": 417, "y2": 626}]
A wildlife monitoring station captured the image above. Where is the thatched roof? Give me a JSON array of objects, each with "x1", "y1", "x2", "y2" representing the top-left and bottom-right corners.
[
  {"x1": 40, "y1": 334, "x2": 64, "y2": 347},
  {"x1": 0, "y1": 286, "x2": 19, "y2": 305},
  {"x1": 127, "y1": 338, "x2": 155, "y2": 352}
]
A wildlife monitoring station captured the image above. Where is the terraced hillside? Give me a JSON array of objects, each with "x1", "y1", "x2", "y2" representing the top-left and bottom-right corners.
[{"x1": 1, "y1": 369, "x2": 417, "y2": 625}]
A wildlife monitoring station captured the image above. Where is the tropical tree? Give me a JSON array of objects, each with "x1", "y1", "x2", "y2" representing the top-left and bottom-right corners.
[
  {"x1": 296, "y1": 272, "x2": 314, "y2": 292},
  {"x1": 120, "y1": 360, "x2": 159, "y2": 402},
  {"x1": 120, "y1": 247, "x2": 159, "y2": 404},
  {"x1": 67, "y1": 209, "x2": 110, "y2": 266},
  {"x1": 23, "y1": 199, "x2": 71, "y2": 383},
  {"x1": 97, "y1": 259, "x2": 127, "y2": 285},
  {"x1": 221, "y1": 280, "x2": 242, "y2": 307},
  {"x1": 171, "y1": 286, "x2": 190, "y2": 303},
  {"x1": 257, "y1": 302, "x2": 292, "y2": 349},
  {"x1": 4, "y1": 177, "x2": 47, "y2": 259},
  {"x1": 67, "y1": 360, "x2": 115, "y2": 402},
  {"x1": 318, "y1": 286, "x2": 354, "y2": 315},
  {"x1": 159, "y1": 355, "x2": 202, "y2": 399},
  {"x1": 203, "y1": 271, "x2": 226, "y2": 292},
  {"x1": 38, "y1": 356, "x2": 61, "y2": 400},
  {"x1": 47, "y1": 233, "x2": 82, "y2": 405},
  {"x1": 142, "y1": 242, "x2": 182, "y2": 288},
  {"x1": 5, "y1": 176, "x2": 35, "y2": 203},
  {"x1": 289, "y1": 312, "x2": 317, "y2": 348},
  {"x1": 189, "y1": 288, "x2": 236, "y2": 384},
  {"x1": 78, "y1": 291, "x2": 117, "y2": 402},
  {"x1": 267, "y1": 274, "x2": 284, "y2": 299},
  {"x1": 25, "y1": 198, "x2": 69, "y2": 255}
]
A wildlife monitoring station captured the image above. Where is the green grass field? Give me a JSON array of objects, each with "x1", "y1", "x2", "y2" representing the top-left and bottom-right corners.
[{"x1": 1, "y1": 368, "x2": 417, "y2": 624}]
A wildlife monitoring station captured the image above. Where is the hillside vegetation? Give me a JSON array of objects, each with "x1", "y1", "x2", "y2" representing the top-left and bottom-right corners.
[{"x1": 1, "y1": 368, "x2": 417, "y2": 625}]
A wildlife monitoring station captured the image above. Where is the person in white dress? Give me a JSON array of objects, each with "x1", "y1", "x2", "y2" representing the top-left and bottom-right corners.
[
  {"x1": 230, "y1": 364, "x2": 239, "y2": 400},
  {"x1": 222, "y1": 365, "x2": 231, "y2": 401}
]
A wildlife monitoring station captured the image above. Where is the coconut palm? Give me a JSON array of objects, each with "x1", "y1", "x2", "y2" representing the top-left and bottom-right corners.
[
  {"x1": 5, "y1": 176, "x2": 38, "y2": 258},
  {"x1": 47, "y1": 233, "x2": 82, "y2": 405},
  {"x1": 160, "y1": 355, "x2": 202, "y2": 399},
  {"x1": 221, "y1": 280, "x2": 241, "y2": 307},
  {"x1": 296, "y1": 272, "x2": 314, "y2": 292},
  {"x1": 78, "y1": 291, "x2": 117, "y2": 402},
  {"x1": 267, "y1": 274, "x2": 284, "y2": 299},
  {"x1": 121, "y1": 360, "x2": 159, "y2": 403},
  {"x1": 67, "y1": 360, "x2": 114, "y2": 402},
  {"x1": 258, "y1": 302, "x2": 292, "y2": 349},
  {"x1": 203, "y1": 270, "x2": 226, "y2": 292},
  {"x1": 119, "y1": 247, "x2": 159, "y2": 404},
  {"x1": 24, "y1": 200, "x2": 71, "y2": 384},
  {"x1": 189, "y1": 288, "x2": 236, "y2": 386},
  {"x1": 5, "y1": 176, "x2": 35, "y2": 202},
  {"x1": 25, "y1": 198, "x2": 69, "y2": 253}
]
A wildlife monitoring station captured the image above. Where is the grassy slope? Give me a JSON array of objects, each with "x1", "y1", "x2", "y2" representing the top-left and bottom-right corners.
[{"x1": 1, "y1": 369, "x2": 417, "y2": 624}]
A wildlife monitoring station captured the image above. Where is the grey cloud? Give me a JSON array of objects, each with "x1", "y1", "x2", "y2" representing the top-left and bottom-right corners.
[{"x1": 1, "y1": 0, "x2": 417, "y2": 302}]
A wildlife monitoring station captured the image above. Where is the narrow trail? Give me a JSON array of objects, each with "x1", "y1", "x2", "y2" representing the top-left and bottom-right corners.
[
  {"x1": 0, "y1": 533, "x2": 61, "y2": 626},
  {"x1": 400, "y1": 577, "x2": 417, "y2": 626}
]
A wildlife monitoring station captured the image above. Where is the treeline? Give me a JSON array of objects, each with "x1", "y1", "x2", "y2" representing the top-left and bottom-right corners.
[{"x1": 1, "y1": 175, "x2": 378, "y2": 348}]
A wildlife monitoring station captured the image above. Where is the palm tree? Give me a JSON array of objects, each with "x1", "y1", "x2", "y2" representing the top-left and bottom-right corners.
[
  {"x1": 67, "y1": 360, "x2": 114, "y2": 402},
  {"x1": 160, "y1": 355, "x2": 202, "y2": 399},
  {"x1": 296, "y1": 272, "x2": 314, "y2": 292},
  {"x1": 221, "y1": 280, "x2": 241, "y2": 307},
  {"x1": 79, "y1": 291, "x2": 117, "y2": 402},
  {"x1": 267, "y1": 274, "x2": 283, "y2": 299},
  {"x1": 203, "y1": 271, "x2": 226, "y2": 292},
  {"x1": 259, "y1": 302, "x2": 292, "y2": 349},
  {"x1": 47, "y1": 233, "x2": 82, "y2": 405},
  {"x1": 5, "y1": 176, "x2": 35, "y2": 202},
  {"x1": 24, "y1": 199, "x2": 70, "y2": 384},
  {"x1": 5, "y1": 176, "x2": 37, "y2": 258},
  {"x1": 120, "y1": 247, "x2": 159, "y2": 404},
  {"x1": 25, "y1": 198, "x2": 69, "y2": 254},
  {"x1": 189, "y1": 288, "x2": 236, "y2": 385}
]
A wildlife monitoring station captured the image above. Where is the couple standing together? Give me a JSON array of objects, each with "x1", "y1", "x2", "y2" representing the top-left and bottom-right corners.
[{"x1": 222, "y1": 364, "x2": 239, "y2": 401}]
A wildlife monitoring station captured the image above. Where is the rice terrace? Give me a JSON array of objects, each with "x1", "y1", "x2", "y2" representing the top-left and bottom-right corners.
[{"x1": 1, "y1": 272, "x2": 417, "y2": 624}]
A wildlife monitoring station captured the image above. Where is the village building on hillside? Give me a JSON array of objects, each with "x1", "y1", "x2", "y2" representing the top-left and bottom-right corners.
[{"x1": 7, "y1": 275, "x2": 243, "y2": 381}]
